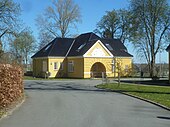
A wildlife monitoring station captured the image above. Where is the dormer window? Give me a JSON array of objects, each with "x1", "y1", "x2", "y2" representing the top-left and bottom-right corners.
[
  {"x1": 77, "y1": 43, "x2": 86, "y2": 52},
  {"x1": 44, "y1": 43, "x2": 52, "y2": 51},
  {"x1": 106, "y1": 43, "x2": 113, "y2": 50}
]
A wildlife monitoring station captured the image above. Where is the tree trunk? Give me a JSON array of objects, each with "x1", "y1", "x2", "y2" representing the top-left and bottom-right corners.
[{"x1": 150, "y1": 55, "x2": 156, "y2": 78}]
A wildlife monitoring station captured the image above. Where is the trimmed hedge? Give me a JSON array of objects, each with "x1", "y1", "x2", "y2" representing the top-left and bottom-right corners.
[{"x1": 0, "y1": 64, "x2": 24, "y2": 109}]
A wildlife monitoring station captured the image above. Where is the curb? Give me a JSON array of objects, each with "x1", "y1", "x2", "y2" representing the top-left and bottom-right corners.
[
  {"x1": 96, "y1": 86, "x2": 170, "y2": 112},
  {"x1": 0, "y1": 96, "x2": 25, "y2": 121},
  {"x1": 121, "y1": 92, "x2": 170, "y2": 111}
]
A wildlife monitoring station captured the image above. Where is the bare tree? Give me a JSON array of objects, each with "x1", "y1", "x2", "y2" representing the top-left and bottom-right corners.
[
  {"x1": 0, "y1": 0, "x2": 21, "y2": 58},
  {"x1": 129, "y1": 0, "x2": 170, "y2": 77},
  {"x1": 10, "y1": 28, "x2": 36, "y2": 69},
  {"x1": 36, "y1": 0, "x2": 81, "y2": 48}
]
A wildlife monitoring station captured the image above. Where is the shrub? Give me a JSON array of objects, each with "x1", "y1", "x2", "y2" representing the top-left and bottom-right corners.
[{"x1": 0, "y1": 64, "x2": 24, "y2": 109}]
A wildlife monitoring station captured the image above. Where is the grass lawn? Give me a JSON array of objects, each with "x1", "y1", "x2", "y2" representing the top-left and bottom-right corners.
[
  {"x1": 0, "y1": 110, "x2": 5, "y2": 119},
  {"x1": 23, "y1": 76, "x2": 58, "y2": 80},
  {"x1": 97, "y1": 83, "x2": 170, "y2": 108}
]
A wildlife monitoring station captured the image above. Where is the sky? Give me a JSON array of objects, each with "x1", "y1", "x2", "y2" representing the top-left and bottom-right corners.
[{"x1": 13, "y1": 0, "x2": 169, "y2": 64}]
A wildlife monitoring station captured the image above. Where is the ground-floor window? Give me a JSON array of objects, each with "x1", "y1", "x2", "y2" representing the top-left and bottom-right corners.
[
  {"x1": 60, "y1": 62, "x2": 64, "y2": 70},
  {"x1": 42, "y1": 61, "x2": 47, "y2": 72},
  {"x1": 68, "y1": 61, "x2": 74, "y2": 72},
  {"x1": 54, "y1": 62, "x2": 58, "y2": 70}
]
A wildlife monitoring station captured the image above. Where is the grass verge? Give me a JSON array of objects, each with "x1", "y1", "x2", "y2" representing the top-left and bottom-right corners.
[
  {"x1": 23, "y1": 76, "x2": 57, "y2": 80},
  {"x1": 97, "y1": 83, "x2": 170, "y2": 108}
]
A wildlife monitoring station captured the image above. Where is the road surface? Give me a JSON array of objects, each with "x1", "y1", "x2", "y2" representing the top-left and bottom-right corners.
[{"x1": 0, "y1": 79, "x2": 170, "y2": 127}]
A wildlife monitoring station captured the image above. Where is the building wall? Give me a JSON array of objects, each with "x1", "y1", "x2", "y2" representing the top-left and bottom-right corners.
[
  {"x1": 83, "y1": 57, "x2": 113, "y2": 78},
  {"x1": 33, "y1": 58, "x2": 48, "y2": 77},
  {"x1": 67, "y1": 57, "x2": 84, "y2": 78},
  {"x1": 48, "y1": 57, "x2": 66, "y2": 78},
  {"x1": 85, "y1": 41, "x2": 111, "y2": 57},
  {"x1": 114, "y1": 57, "x2": 132, "y2": 77},
  {"x1": 33, "y1": 57, "x2": 132, "y2": 78}
]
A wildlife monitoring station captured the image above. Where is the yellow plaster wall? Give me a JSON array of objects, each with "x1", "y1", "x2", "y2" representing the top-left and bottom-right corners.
[
  {"x1": 48, "y1": 58, "x2": 66, "y2": 77},
  {"x1": 67, "y1": 57, "x2": 84, "y2": 78},
  {"x1": 114, "y1": 57, "x2": 132, "y2": 77},
  {"x1": 84, "y1": 57, "x2": 113, "y2": 78},
  {"x1": 33, "y1": 58, "x2": 48, "y2": 77},
  {"x1": 33, "y1": 56, "x2": 132, "y2": 78},
  {"x1": 85, "y1": 42, "x2": 111, "y2": 57},
  {"x1": 83, "y1": 57, "x2": 132, "y2": 78}
]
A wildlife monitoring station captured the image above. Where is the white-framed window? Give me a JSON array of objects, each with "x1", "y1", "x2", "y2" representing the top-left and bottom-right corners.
[
  {"x1": 60, "y1": 62, "x2": 64, "y2": 70},
  {"x1": 42, "y1": 61, "x2": 47, "y2": 72},
  {"x1": 125, "y1": 65, "x2": 128, "y2": 72},
  {"x1": 68, "y1": 61, "x2": 74, "y2": 72},
  {"x1": 54, "y1": 62, "x2": 58, "y2": 70}
]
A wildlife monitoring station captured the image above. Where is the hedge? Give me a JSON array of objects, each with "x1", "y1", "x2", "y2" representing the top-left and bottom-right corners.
[{"x1": 0, "y1": 64, "x2": 24, "y2": 109}]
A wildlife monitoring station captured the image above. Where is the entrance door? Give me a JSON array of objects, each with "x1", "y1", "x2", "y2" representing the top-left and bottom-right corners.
[{"x1": 90, "y1": 62, "x2": 106, "y2": 78}]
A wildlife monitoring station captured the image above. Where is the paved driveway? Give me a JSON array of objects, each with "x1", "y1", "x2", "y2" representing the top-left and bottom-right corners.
[{"x1": 0, "y1": 79, "x2": 170, "y2": 127}]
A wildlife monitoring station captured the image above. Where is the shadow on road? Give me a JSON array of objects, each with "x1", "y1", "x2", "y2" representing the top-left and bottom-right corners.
[
  {"x1": 157, "y1": 116, "x2": 170, "y2": 120},
  {"x1": 24, "y1": 81, "x2": 112, "y2": 92}
]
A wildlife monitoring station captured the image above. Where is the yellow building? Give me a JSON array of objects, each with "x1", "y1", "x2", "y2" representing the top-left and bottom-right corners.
[{"x1": 32, "y1": 32, "x2": 133, "y2": 78}]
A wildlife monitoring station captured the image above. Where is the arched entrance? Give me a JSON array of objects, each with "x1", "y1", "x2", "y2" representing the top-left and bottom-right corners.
[{"x1": 90, "y1": 62, "x2": 106, "y2": 78}]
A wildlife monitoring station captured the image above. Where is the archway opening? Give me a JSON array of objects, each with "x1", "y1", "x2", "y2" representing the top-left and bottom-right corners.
[{"x1": 90, "y1": 62, "x2": 106, "y2": 78}]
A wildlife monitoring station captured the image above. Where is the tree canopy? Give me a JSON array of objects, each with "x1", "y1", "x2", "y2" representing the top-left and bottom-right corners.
[
  {"x1": 95, "y1": 9, "x2": 131, "y2": 44},
  {"x1": 129, "y1": 0, "x2": 170, "y2": 77}
]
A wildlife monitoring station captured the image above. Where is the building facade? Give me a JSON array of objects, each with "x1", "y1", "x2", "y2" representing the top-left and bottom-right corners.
[{"x1": 32, "y1": 32, "x2": 133, "y2": 78}]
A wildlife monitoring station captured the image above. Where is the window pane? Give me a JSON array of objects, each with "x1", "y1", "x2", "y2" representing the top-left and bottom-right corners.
[{"x1": 54, "y1": 62, "x2": 58, "y2": 70}]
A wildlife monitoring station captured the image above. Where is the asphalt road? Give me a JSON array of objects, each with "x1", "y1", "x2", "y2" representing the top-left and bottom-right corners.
[{"x1": 0, "y1": 79, "x2": 170, "y2": 127}]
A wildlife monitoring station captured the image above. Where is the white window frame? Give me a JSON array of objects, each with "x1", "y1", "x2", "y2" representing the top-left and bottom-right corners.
[
  {"x1": 42, "y1": 61, "x2": 47, "y2": 72},
  {"x1": 68, "y1": 61, "x2": 74, "y2": 72},
  {"x1": 54, "y1": 62, "x2": 58, "y2": 70},
  {"x1": 125, "y1": 65, "x2": 128, "y2": 72}
]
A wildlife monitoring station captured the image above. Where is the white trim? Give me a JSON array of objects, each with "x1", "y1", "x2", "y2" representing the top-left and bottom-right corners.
[
  {"x1": 83, "y1": 40, "x2": 113, "y2": 57},
  {"x1": 115, "y1": 56, "x2": 133, "y2": 58},
  {"x1": 84, "y1": 56, "x2": 113, "y2": 58},
  {"x1": 67, "y1": 56, "x2": 84, "y2": 59},
  {"x1": 65, "y1": 39, "x2": 75, "y2": 57},
  {"x1": 84, "y1": 72, "x2": 91, "y2": 74}
]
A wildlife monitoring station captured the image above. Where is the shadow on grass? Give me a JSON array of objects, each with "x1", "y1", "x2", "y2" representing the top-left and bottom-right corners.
[
  {"x1": 116, "y1": 80, "x2": 170, "y2": 87},
  {"x1": 106, "y1": 89, "x2": 170, "y2": 95}
]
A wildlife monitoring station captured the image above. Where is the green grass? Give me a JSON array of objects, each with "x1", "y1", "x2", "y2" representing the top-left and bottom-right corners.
[
  {"x1": 23, "y1": 76, "x2": 88, "y2": 80},
  {"x1": 23, "y1": 76, "x2": 58, "y2": 80},
  {"x1": 0, "y1": 110, "x2": 5, "y2": 118},
  {"x1": 97, "y1": 83, "x2": 170, "y2": 108}
]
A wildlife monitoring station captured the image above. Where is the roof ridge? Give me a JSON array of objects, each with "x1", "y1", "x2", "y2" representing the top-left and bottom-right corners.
[{"x1": 65, "y1": 39, "x2": 75, "y2": 57}]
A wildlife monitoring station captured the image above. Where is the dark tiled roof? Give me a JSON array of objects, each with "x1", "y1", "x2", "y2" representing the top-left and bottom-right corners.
[
  {"x1": 32, "y1": 32, "x2": 133, "y2": 58},
  {"x1": 101, "y1": 39, "x2": 133, "y2": 57},
  {"x1": 166, "y1": 44, "x2": 170, "y2": 52},
  {"x1": 68, "y1": 32, "x2": 100, "y2": 56},
  {"x1": 31, "y1": 38, "x2": 74, "y2": 58}
]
